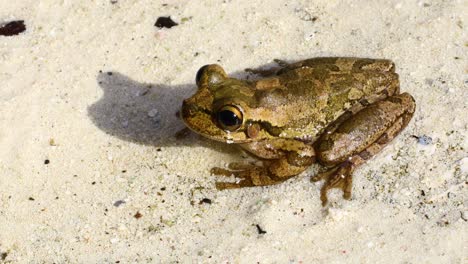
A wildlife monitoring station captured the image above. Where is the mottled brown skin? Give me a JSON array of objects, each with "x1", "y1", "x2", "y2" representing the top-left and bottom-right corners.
[{"x1": 181, "y1": 57, "x2": 416, "y2": 205}]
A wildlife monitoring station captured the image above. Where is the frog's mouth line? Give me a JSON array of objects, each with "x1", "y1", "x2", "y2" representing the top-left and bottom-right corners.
[{"x1": 181, "y1": 100, "x2": 211, "y2": 120}]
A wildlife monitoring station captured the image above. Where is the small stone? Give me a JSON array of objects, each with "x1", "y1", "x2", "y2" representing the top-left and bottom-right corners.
[
  {"x1": 192, "y1": 214, "x2": 202, "y2": 223},
  {"x1": 417, "y1": 135, "x2": 432, "y2": 145},
  {"x1": 155, "y1": 17, "x2": 178, "y2": 29},
  {"x1": 327, "y1": 207, "x2": 349, "y2": 221},
  {"x1": 412, "y1": 135, "x2": 432, "y2": 145},
  {"x1": 113, "y1": 200, "x2": 126, "y2": 207},
  {"x1": 134, "y1": 211, "x2": 143, "y2": 219},
  {"x1": 148, "y1": 109, "x2": 159, "y2": 118},
  {"x1": 49, "y1": 138, "x2": 57, "y2": 146},
  {"x1": 459, "y1": 157, "x2": 468, "y2": 174}
]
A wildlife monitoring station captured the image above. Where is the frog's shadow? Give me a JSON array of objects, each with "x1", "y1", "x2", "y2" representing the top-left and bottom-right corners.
[{"x1": 88, "y1": 67, "x2": 274, "y2": 149}]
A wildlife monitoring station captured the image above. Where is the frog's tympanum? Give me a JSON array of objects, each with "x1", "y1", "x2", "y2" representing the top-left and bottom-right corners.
[{"x1": 181, "y1": 57, "x2": 415, "y2": 205}]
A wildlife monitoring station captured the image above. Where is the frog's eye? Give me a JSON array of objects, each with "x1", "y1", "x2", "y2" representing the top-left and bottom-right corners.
[
  {"x1": 216, "y1": 105, "x2": 243, "y2": 131},
  {"x1": 196, "y1": 64, "x2": 227, "y2": 87},
  {"x1": 196, "y1": 65, "x2": 209, "y2": 86}
]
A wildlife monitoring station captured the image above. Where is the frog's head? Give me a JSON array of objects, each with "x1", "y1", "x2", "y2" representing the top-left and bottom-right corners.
[{"x1": 182, "y1": 64, "x2": 272, "y2": 143}]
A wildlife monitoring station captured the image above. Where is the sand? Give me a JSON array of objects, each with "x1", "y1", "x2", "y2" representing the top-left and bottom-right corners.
[{"x1": 0, "y1": 0, "x2": 466, "y2": 263}]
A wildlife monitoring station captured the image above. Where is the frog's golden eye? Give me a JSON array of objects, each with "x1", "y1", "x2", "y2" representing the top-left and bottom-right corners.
[
  {"x1": 196, "y1": 65, "x2": 209, "y2": 86},
  {"x1": 215, "y1": 105, "x2": 243, "y2": 131},
  {"x1": 196, "y1": 64, "x2": 227, "y2": 87}
]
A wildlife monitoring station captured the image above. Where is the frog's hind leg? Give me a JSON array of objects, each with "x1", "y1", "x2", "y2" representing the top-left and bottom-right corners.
[{"x1": 312, "y1": 93, "x2": 415, "y2": 205}]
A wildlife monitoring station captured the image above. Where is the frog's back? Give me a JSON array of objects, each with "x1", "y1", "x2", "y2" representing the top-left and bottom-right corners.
[
  {"x1": 258, "y1": 58, "x2": 399, "y2": 141},
  {"x1": 279, "y1": 57, "x2": 396, "y2": 75}
]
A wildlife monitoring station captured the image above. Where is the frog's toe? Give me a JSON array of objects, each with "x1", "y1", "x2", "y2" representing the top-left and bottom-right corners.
[
  {"x1": 215, "y1": 181, "x2": 240, "y2": 190},
  {"x1": 215, "y1": 178, "x2": 254, "y2": 190},
  {"x1": 227, "y1": 162, "x2": 257, "y2": 170},
  {"x1": 210, "y1": 167, "x2": 253, "y2": 179},
  {"x1": 215, "y1": 182, "x2": 231, "y2": 191},
  {"x1": 273, "y1": 59, "x2": 289, "y2": 67},
  {"x1": 313, "y1": 162, "x2": 354, "y2": 206},
  {"x1": 210, "y1": 167, "x2": 235, "y2": 177},
  {"x1": 311, "y1": 167, "x2": 339, "y2": 182}
]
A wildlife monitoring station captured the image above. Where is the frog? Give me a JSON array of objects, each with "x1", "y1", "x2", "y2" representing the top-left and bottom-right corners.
[{"x1": 181, "y1": 57, "x2": 415, "y2": 205}]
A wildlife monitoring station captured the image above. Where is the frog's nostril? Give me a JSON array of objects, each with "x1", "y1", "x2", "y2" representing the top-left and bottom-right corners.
[
  {"x1": 181, "y1": 101, "x2": 195, "y2": 118},
  {"x1": 181, "y1": 102, "x2": 189, "y2": 115}
]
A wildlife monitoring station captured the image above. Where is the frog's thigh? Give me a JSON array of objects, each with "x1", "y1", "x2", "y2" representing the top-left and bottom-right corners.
[
  {"x1": 317, "y1": 93, "x2": 415, "y2": 166},
  {"x1": 313, "y1": 93, "x2": 414, "y2": 205}
]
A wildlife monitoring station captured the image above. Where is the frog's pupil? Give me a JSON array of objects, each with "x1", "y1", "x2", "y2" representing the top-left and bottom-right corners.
[{"x1": 218, "y1": 110, "x2": 240, "y2": 127}]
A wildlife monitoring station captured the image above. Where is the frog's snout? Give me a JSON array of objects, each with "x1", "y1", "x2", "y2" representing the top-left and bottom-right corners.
[{"x1": 181, "y1": 99, "x2": 207, "y2": 122}]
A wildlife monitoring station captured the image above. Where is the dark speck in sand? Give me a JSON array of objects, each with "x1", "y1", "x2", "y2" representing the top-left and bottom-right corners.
[
  {"x1": 199, "y1": 198, "x2": 212, "y2": 204},
  {"x1": 256, "y1": 224, "x2": 267, "y2": 234},
  {"x1": 0, "y1": 20, "x2": 26, "y2": 36},
  {"x1": 155, "y1": 16, "x2": 178, "y2": 29},
  {"x1": 134, "y1": 211, "x2": 143, "y2": 219},
  {"x1": 114, "y1": 200, "x2": 126, "y2": 207}
]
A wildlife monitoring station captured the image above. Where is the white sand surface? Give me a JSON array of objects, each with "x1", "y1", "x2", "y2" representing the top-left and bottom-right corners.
[{"x1": 0, "y1": 0, "x2": 466, "y2": 263}]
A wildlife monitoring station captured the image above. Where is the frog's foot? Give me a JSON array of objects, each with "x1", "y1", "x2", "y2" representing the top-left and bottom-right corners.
[
  {"x1": 211, "y1": 164, "x2": 283, "y2": 189},
  {"x1": 245, "y1": 67, "x2": 279, "y2": 77},
  {"x1": 244, "y1": 59, "x2": 289, "y2": 77},
  {"x1": 272, "y1": 59, "x2": 289, "y2": 67},
  {"x1": 311, "y1": 161, "x2": 355, "y2": 206},
  {"x1": 211, "y1": 162, "x2": 257, "y2": 176}
]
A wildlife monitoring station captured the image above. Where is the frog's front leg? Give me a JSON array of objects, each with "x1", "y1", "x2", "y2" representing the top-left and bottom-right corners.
[
  {"x1": 212, "y1": 139, "x2": 315, "y2": 189},
  {"x1": 313, "y1": 93, "x2": 416, "y2": 205}
]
